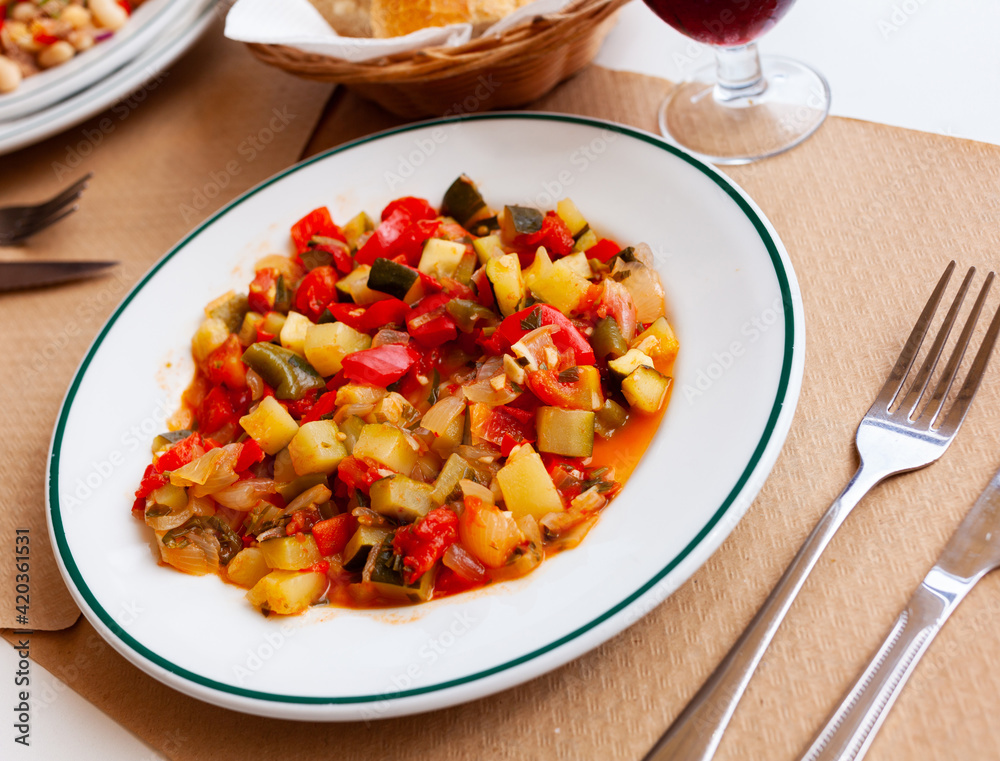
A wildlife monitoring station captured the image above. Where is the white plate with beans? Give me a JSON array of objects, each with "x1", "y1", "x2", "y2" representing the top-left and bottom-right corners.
[{"x1": 0, "y1": 0, "x2": 204, "y2": 122}]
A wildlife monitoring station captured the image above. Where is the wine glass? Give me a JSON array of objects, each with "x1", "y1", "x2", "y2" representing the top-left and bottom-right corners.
[{"x1": 641, "y1": 0, "x2": 830, "y2": 164}]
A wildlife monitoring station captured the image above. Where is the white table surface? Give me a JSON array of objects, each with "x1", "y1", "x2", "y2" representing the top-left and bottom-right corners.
[{"x1": 7, "y1": 0, "x2": 1000, "y2": 757}]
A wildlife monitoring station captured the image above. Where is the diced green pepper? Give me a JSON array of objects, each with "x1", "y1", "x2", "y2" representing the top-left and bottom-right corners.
[
  {"x1": 208, "y1": 294, "x2": 250, "y2": 334},
  {"x1": 446, "y1": 299, "x2": 497, "y2": 333},
  {"x1": 242, "y1": 342, "x2": 325, "y2": 400},
  {"x1": 594, "y1": 398, "x2": 629, "y2": 438},
  {"x1": 590, "y1": 317, "x2": 628, "y2": 360}
]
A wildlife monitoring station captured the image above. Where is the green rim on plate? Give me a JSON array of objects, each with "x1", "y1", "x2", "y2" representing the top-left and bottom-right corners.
[{"x1": 48, "y1": 112, "x2": 795, "y2": 706}]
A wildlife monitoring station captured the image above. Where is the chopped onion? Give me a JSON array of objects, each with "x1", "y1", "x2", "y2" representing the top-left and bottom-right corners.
[
  {"x1": 170, "y1": 444, "x2": 241, "y2": 496},
  {"x1": 421, "y1": 395, "x2": 466, "y2": 436},
  {"x1": 612, "y1": 259, "x2": 666, "y2": 324},
  {"x1": 246, "y1": 369, "x2": 264, "y2": 401},
  {"x1": 189, "y1": 494, "x2": 216, "y2": 517},
  {"x1": 462, "y1": 356, "x2": 519, "y2": 405},
  {"x1": 158, "y1": 530, "x2": 220, "y2": 576},
  {"x1": 285, "y1": 483, "x2": 332, "y2": 514},
  {"x1": 213, "y1": 478, "x2": 275, "y2": 511},
  {"x1": 459, "y1": 478, "x2": 495, "y2": 505},
  {"x1": 510, "y1": 325, "x2": 558, "y2": 371},
  {"x1": 443, "y1": 543, "x2": 487, "y2": 582},
  {"x1": 599, "y1": 279, "x2": 637, "y2": 342},
  {"x1": 145, "y1": 501, "x2": 193, "y2": 532},
  {"x1": 631, "y1": 242, "x2": 656, "y2": 269}
]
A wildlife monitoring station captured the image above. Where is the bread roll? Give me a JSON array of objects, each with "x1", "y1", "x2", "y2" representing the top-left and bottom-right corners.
[
  {"x1": 308, "y1": 0, "x2": 372, "y2": 37},
  {"x1": 370, "y1": 0, "x2": 530, "y2": 38}
]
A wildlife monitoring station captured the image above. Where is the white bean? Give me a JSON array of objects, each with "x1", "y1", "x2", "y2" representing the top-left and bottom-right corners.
[
  {"x1": 69, "y1": 29, "x2": 95, "y2": 51},
  {"x1": 61, "y1": 5, "x2": 92, "y2": 29},
  {"x1": 88, "y1": 0, "x2": 127, "y2": 31},
  {"x1": 38, "y1": 41, "x2": 76, "y2": 69},
  {"x1": 0, "y1": 56, "x2": 23, "y2": 94},
  {"x1": 10, "y1": 2, "x2": 39, "y2": 22}
]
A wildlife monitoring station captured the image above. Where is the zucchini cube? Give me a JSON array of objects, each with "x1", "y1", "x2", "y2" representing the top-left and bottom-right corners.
[
  {"x1": 621, "y1": 366, "x2": 672, "y2": 414},
  {"x1": 352, "y1": 423, "x2": 418, "y2": 474},
  {"x1": 536, "y1": 407, "x2": 595, "y2": 458},
  {"x1": 418, "y1": 238, "x2": 467, "y2": 281},
  {"x1": 288, "y1": 420, "x2": 348, "y2": 476},
  {"x1": 239, "y1": 396, "x2": 299, "y2": 455},
  {"x1": 369, "y1": 475, "x2": 435, "y2": 522}
]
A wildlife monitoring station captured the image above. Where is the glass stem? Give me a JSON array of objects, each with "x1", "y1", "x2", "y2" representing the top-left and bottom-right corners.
[{"x1": 713, "y1": 42, "x2": 767, "y2": 103}]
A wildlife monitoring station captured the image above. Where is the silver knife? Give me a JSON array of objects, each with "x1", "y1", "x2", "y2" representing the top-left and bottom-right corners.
[
  {"x1": 0, "y1": 260, "x2": 118, "y2": 292},
  {"x1": 800, "y1": 465, "x2": 1000, "y2": 761}
]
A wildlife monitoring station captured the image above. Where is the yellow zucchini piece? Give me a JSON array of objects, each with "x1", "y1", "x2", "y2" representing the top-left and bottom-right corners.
[
  {"x1": 496, "y1": 443, "x2": 563, "y2": 519},
  {"x1": 369, "y1": 475, "x2": 435, "y2": 522},
  {"x1": 250, "y1": 569, "x2": 327, "y2": 615},
  {"x1": 556, "y1": 198, "x2": 589, "y2": 237},
  {"x1": 191, "y1": 317, "x2": 230, "y2": 363},
  {"x1": 288, "y1": 420, "x2": 349, "y2": 476},
  {"x1": 418, "y1": 238, "x2": 467, "y2": 280},
  {"x1": 473, "y1": 234, "x2": 506, "y2": 265},
  {"x1": 258, "y1": 534, "x2": 322, "y2": 570},
  {"x1": 240, "y1": 397, "x2": 299, "y2": 455},
  {"x1": 536, "y1": 407, "x2": 595, "y2": 458},
  {"x1": 226, "y1": 547, "x2": 270, "y2": 589},
  {"x1": 554, "y1": 251, "x2": 593, "y2": 280},
  {"x1": 352, "y1": 423, "x2": 418, "y2": 474},
  {"x1": 304, "y1": 322, "x2": 371, "y2": 376},
  {"x1": 632, "y1": 316, "x2": 680, "y2": 364},
  {"x1": 573, "y1": 228, "x2": 599, "y2": 253},
  {"x1": 621, "y1": 366, "x2": 672, "y2": 414},
  {"x1": 608, "y1": 348, "x2": 655, "y2": 378},
  {"x1": 528, "y1": 263, "x2": 590, "y2": 315},
  {"x1": 279, "y1": 311, "x2": 313, "y2": 355},
  {"x1": 486, "y1": 253, "x2": 525, "y2": 317}
]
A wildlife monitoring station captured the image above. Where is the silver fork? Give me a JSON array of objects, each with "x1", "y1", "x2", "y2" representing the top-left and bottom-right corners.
[
  {"x1": 644, "y1": 261, "x2": 1000, "y2": 761},
  {"x1": 0, "y1": 172, "x2": 92, "y2": 245}
]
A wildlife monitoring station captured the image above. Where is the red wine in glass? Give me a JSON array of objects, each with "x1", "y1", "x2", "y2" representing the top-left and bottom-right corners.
[
  {"x1": 643, "y1": 0, "x2": 797, "y2": 47},
  {"x1": 640, "y1": 0, "x2": 829, "y2": 164}
]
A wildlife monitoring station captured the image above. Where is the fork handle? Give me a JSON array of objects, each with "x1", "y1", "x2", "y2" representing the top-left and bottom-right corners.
[
  {"x1": 644, "y1": 464, "x2": 885, "y2": 761},
  {"x1": 798, "y1": 568, "x2": 974, "y2": 761}
]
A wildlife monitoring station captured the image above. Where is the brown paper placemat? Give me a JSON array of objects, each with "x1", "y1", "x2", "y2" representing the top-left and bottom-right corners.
[{"x1": 6, "y1": 58, "x2": 1000, "y2": 760}]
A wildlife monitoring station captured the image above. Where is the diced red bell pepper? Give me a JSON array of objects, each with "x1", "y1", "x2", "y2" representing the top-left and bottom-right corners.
[
  {"x1": 525, "y1": 368, "x2": 597, "y2": 410},
  {"x1": 326, "y1": 303, "x2": 368, "y2": 332},
  {"x1": 481, "y1": 405, "x2": 536, "y2": 448},
  {"x1": 133, "y1": 464, "x2": 169, "y2": 507},
  {"x1": 203, "y1": 334, "x2": 247, "y2": 389},
  {"x1": 381, "y1": 197, "x2": 437, "y2": 223},
  {"x1": 116, "y1": 0, "x2": 132, "y2": 13},
  {"x1": 307, "y1": 236, "x2": 354, "y2": 274},
  {"x1": 336, "y1": 455, "x2": 383, "y2": 495},
  {"x1": 394, "y1": 218, "x2": 441, "y2": 267},
  {"x1": 341, "y1": 343, "x2": 420, "y2": 386},
  {"x1": 247, "y1": 269, "x2": 279, "y2": 314},
  {"x1": 300, "y1": 391, "x2": 339, "y2": 424},
  {"x1": 154, "y1": 432, "x2": 206, "y2": 473},
  {"x1": 311, "y1": 513, "x2": 358, "y2": 556},
  {"x1": 495, "y1": 304, "x2": 595, "y2": 365},
  {"x1": 362, "y1": 297, "x2": 412, "y2": 331},
  {"x1": 199, "y1": 386, "x2": 237, "y2": 434},
  {"x1": 406, "y1": 293, "x2": 457, "y2": 348},
  {"x1": 235, "y1": 438, "x2": 265, "y2": 473},
  {"x1": 34, "y1": 31, "x2": 60, "y2": 45},
  {"x1": 294, "y1": 265, "x2": 338, "y2": 321},
  {"x1": 471, "y1": 267, "x2": 495, "y2": 309},
  {"x1": 584, "y1": 238, "x2": 622, "y2": 263},
  {"x1": 434, "y1": 566, "x2": 484, "y2": 597},
  {"x1": 356, "y1": 208, "x2": 413, "y2": 266},
  {"x1": 514, "y1": 212, "x2": 575, "y2": 257},
  {"x1": 291, "y1": 207, "x2": 346, "y2": 254},
  {"x1": 392, "y1": 507, "x2": 459, "y2": 584},
  {"x1": 284, "y1": 388, "x2": 320, "y2": 419},
  {"x1": 286, "y1": 510, "x2": 321, "y2": 536}
]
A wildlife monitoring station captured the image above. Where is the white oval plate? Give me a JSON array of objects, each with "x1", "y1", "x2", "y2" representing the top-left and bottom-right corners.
[
  {"x1": 48, "y1": 114, "x2": 804, "y2": 721},
  {"x1": 0, "y1": 0, "x2": 216, "y2": 156},
  {"x1": 0, "y1": 0, "x2": 204, "y2": 123}
]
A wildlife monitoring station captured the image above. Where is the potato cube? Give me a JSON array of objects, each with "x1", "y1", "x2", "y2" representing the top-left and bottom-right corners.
[
  {"x1": 248, "y1": 570, "x2": 327, "y2": 615},
  {"x1": 226, "y1": 547, "x2": 270, "y2": 588},
  {"x1": 496, "y1": 443, "x2": 563, "y2": 519},
  {"x1": 279, "y1": 311, "x2": 313, "y2": 355},
  {"x1": 352, "y1": 423, "x2": 418, "y2": 474},
  {"x1": 258, "y1": 534, "x2": 322, "y2": 570},
  {"x1": 288, "y1": 420, "x2": 348, "y2": 476},
  {"x1": 304, "y1": 322, "x2": 371, "y2": 376},
  {"x1": 239, "y1": 396, "x2": 299, "y2": 455},
  {"x1": 369, "y1": 475, "x2": 435, "y2": 522},
  {"x1": 631, "y1": 317, "x2": 680, "y2": 364},
  {"x1": 621, "y1": 366, "x2": 672, "y2": 414}
]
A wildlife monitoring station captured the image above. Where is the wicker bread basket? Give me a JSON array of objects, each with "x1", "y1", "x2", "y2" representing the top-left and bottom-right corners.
[{"x1": 246, "y1": 0, "x2": 631, "y2": 118}]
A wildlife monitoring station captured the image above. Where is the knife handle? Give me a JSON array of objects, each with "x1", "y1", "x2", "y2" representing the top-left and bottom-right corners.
[{"x1": 799, "y1": 569, "x2": 974, "y2": 761}]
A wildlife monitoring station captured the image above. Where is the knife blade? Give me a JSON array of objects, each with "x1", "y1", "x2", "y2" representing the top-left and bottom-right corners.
[
  {"x1": 799, "y1": 465, "x2": 1000, "y2": 761},
  {"x1": 0, "y1": 260, "x2": 118, "y2": 292}
]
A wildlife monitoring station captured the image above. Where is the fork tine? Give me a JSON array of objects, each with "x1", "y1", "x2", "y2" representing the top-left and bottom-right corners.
[
  {"x1": 899, "y1": 266, "x2": 975, "y2": 418},
  {"x1": 13, "y1": 177, "x2": 89, "y2": 228},
  {"x1": 5, "y1": 205, "x2": 78, "y2": 244},
  {"x1": 873, "y1": 260, "x2": 956, "y2": 411},
  {"x1": 937, "y1": 279, "x2": 1000, "y2": 435},
  {"x1": 916, "y1": 271, "x2": 994, "y2": 426}
]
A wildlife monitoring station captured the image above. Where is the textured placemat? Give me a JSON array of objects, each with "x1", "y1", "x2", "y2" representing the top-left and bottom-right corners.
[{"x1": 5, "y1": 56, "x2": 1000, "y2": 761}]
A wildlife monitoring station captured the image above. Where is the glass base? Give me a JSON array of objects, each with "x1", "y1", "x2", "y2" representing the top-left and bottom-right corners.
[{"x1": 658, "y1": 55, "x2": 831, "y2": 165}]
